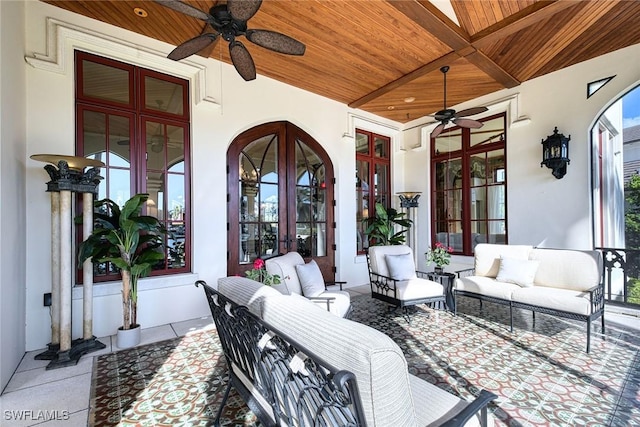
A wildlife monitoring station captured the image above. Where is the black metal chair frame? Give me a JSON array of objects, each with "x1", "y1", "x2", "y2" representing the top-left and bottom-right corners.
[
  {"x1": 366, "y1": 252, "x2": 447, "y2": 319},
  {"x1": 455, "y1": 268, "x2": 606, "y2": 352},
  {"x1": 196, "y1": 280, "x2": 366, "y2": 427}
]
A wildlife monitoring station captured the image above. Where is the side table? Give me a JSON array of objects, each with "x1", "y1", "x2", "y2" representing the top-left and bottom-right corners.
[{"x1": 426, "y1": 271, "x2": 456, "y2": 312}]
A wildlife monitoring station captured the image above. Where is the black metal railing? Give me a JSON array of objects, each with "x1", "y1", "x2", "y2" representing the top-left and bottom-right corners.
[{"x1": 597, "y1": 247, "x2": 640, "y2": 307}]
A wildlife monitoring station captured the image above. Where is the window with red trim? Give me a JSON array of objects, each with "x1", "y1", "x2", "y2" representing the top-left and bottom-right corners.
[
  {"x1": 431, "y1": 113, "x2": 507, "y2": 255},
  {"x1": 75, "y1": 51, "x2": 191, "y2": 281},
  {"x1": 356, "y1": 129, "x2": 391, "y2": 253}
]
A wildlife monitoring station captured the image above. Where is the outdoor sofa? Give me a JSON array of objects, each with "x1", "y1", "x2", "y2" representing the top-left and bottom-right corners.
[
  {"x1": 455, "y1": 244, "x2": 605, "y2": 352},
  {"x1": 208, "y1": 276, "x2": 497, "y2": 426}
]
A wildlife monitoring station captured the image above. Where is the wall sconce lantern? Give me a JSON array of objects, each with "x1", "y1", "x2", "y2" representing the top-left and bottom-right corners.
[{"x1": 541, "y1": 127, "x2": 570, "y2": 179}]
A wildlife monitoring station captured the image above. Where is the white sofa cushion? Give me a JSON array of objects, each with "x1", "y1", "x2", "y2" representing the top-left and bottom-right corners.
[
  {"x1": 368, "y1": 245, "x2": 415, "y2": 278},
  {"x1": 295, "y1": 259, "x2": 325, "y2": 297},
  {"x1": 529, "y1": 248, "x2": 601, "y2": 291},
  {"x1": 385, "y1": 253, "x2": 418, "y2": 281},
  {"x1": 217, "y1": 276, "x2": 283, "y2": 317},
  {"x1": 374, "y1": 277, "x2": 444, "y2": 301},
  {"x1": 496, "y1": 257, "x2": 539, "y2": 288},
  {"x1": 456, "y1": 275, "x2": 521, "y2": 301},
  {"x1": 265, "y1": 252, "x2": 306, "y2": 295},
  {"x1": 316, "y1": 290, "x2": 352, "y2": 317},
  {"x1": 409, "y1": 374, "x2": 485, "y2": 427},
  {"x1": 474, "y1": 244, "x2": 533, "y2": 278},
  {"x1": 261, "y1": 294, "x2": 418, "y2": 427},
  {"x1": 511, "y1": 286, "x2": 592, "y2": 315}
]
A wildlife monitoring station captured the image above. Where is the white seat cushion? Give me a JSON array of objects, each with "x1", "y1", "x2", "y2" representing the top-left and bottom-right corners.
[
  {"x1": 374, "y1": 277, "x2": 443, "y2": 301},
  {"x1": 317, "y1": 290, "x2": 351, "y2": 317},
  {"x1": 511, "y1": 286, "x2": 592, "y2": 315},
  {"x1": 455, "y1": 276, "x2": 520, "y2": 301},
  {"x1": 409, "y1": 374, "x2": 487, "y2": 427}
]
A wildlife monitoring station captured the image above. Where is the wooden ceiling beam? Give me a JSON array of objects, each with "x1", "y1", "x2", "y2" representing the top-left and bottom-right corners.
[
  {"x1": 352, "y1": 0, "x2": 519, "y2": 108},
  {"x1": 471, "y1": 0, "x2": 579, "y2": 47},
  {"x1": 389, "y1": 0, "x2": 470, "y2": 51},
  {"x1": 348, "y1": 52, "x2": 459, "y2": 108},
  {"x1": 517, "y1": 0, "x2": 621, "y2": 80}
]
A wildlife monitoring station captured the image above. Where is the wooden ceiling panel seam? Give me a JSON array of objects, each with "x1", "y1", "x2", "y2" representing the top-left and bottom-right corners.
[
  {"x1": 259, "y1": 1, "x2": 442, "y2": 75},
  {"x1": 516, "y1": 0, "x2": 622, "y2": 81}
]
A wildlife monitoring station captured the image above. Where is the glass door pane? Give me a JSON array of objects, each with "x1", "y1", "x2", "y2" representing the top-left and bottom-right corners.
[{"x1": 239, "y1": 134, "x2": 280, "y2": 263}]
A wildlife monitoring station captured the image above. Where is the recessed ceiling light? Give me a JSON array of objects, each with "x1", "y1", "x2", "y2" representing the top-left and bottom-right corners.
[
  {"x1": 134, "y1": 7, "x2": 148, "y2": 18},
  {"x1": 404, "y1": 97, "x2": 416, "y2": 103},
  {"x1": 387, "y1": 106, "x2": 395, "y2": 110}
]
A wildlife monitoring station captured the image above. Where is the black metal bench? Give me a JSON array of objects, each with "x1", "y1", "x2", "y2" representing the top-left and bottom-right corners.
[{"x1": 196, "y1": 280, "x2": 366, "y2": 426}]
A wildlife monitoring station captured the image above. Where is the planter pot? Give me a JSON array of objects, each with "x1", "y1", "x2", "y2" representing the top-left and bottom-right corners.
[
  {"x1": 116, "y1": 324, "x2": 141, "y2": 349},
  {"x1": 434, "y1": 266, "x2": 444, "y2": 275}
]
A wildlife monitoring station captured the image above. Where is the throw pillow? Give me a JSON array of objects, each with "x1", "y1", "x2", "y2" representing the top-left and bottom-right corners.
[
  {"x1": 496, "y1": 257, "x2": 539, "y2": 287},
  {"x1": 384, "y1": 253, "x2": 417, "y2": 281},
  {"x1": 295, "y1": 260, "x2": 326, "y2": 297}
]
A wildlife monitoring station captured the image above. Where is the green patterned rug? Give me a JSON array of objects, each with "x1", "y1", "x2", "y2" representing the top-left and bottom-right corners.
[{"x1": 90, "y1": 295, "x2": 640, "y2": 426}]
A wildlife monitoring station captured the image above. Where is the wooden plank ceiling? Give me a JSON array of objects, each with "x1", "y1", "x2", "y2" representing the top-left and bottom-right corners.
[{"x1": 43, "y1": 0, "x2": 640, "y2": 123}]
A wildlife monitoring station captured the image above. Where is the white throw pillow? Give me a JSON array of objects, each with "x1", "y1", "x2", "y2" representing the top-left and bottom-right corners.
[
  {"x1": 496, "y1": 257, "x2": 539, "y2": 288},
  {"x1": 295, "y1": 260, "x2": 326, "y2": 297},
  {"x1": 384, "y1": 253, "x2": 417, "y2": 281}
]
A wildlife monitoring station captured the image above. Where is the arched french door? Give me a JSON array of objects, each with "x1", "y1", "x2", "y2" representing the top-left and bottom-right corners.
[{"x1": 227, "y1": 121, "x2": 335, "y2": 280}]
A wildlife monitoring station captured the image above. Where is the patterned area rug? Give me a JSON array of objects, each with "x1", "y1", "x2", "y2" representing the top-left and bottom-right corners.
[{"x1": 90, "y1": 295, "x2": 640, "y2": 426}]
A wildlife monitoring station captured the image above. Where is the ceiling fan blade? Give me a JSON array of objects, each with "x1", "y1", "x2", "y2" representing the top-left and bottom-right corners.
[
  {"x1": 154, "y1": 0, "x2": 211, "y2": 21},
  {"x1": 246, "y1": 29, "x2": 306, "y2": 55},
  {"x1": 168, "y1": 34, "x2": 219, "y2": 60},
  {"x1": 453, "y1": 118, "x2": 484, "y2": 129},
  {"x1": 455, "y1": 106, "x2": 488, "y2": 118},
  {"x1": 228, "y1": 0, "x2": 262, "y2": 21},
  {"x1": 229, "y1": 40, "x2": 256, "y2": 81},
  {"x1": 431, "y1": 123, "x2": 446, "y2": 139}
]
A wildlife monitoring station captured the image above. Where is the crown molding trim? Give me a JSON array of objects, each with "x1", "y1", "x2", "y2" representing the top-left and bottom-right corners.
[{"x1": 25, "y1": 17, "x2": 220, "y2": 107}]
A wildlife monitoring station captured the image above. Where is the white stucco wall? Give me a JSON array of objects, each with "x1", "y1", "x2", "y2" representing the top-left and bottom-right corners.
[
  {"x1": 9, "y1": 1, "x2": 640, "y2": 356},
  {"x1": 0, "y1": 0, "x2": 27, "y2": 391}
]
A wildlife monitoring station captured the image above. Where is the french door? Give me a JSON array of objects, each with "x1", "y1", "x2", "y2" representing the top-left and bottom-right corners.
[{"x1": 227, "y1": 121, "x2": 335, "y2": 279}]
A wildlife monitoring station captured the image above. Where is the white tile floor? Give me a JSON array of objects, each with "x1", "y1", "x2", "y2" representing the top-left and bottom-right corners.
[{"x1": 0, "y1": 284, "x2": 637, "y2": 427}]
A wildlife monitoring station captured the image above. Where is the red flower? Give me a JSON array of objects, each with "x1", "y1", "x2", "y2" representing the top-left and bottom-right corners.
[{"x1": 253, "y1": 258, "x2": 265, "y2": 269}]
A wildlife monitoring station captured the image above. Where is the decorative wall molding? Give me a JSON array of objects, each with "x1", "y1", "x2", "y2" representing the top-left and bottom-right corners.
[{"x1": 25, "y1": 17, "x2": 220, "y2": 107}]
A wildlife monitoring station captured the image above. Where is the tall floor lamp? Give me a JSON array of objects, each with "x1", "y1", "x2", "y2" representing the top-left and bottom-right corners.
[
  {"x1": 31, "y1": 154, "x2": 106, "y2": 369},
  {"x1": 397, "y1": 192, "x2": 421, "y2": 264}
]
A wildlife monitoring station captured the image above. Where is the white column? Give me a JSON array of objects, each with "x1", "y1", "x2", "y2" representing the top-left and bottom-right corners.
[
  {"x1": 59, "y1": 190, "x2": 72, "y2": 352},
  {"x1": 82, "y1": 192, "x2": 94, "y2": 340},
  {"x1": 50, "y1": 192, "x2": 61, "y2": 346}
]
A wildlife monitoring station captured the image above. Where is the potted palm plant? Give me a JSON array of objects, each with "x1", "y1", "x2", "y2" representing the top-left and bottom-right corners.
[
  {"x1": 363, "y1": 202, "x2": 413, "y2": 246},
  {"x1": 78, "y1": 193, "x2": 166, "y2": 348}
]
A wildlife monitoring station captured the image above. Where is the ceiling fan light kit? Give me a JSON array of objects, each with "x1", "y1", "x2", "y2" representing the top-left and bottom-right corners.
[
  {"x1": 430, "y1": 66, "x2": 489, "y2": 139},
  {"x1": 156, "y1": 0, "x2": 306, "y2": 81}
]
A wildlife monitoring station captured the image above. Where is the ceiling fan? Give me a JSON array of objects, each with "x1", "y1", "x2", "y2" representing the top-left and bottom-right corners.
[
  {"x1": 429, "y1": 66, "x2": 488, "y2": 139},
  {"x1": 155, "y1": 0, "x2": 306, "y2": 81},
  {"x1": 117, "y1": 136, "x2": 181, "y2": 153}
]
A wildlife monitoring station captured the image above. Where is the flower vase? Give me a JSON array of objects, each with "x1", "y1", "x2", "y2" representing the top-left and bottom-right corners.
[{"x1": 434, "y1": 266, "x2": 444, "y2": 275}]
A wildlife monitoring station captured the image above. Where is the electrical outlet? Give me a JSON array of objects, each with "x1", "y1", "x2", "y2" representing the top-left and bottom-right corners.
[{"x1": 43, "y1": 293, "x2": 52, "y2": 307}]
